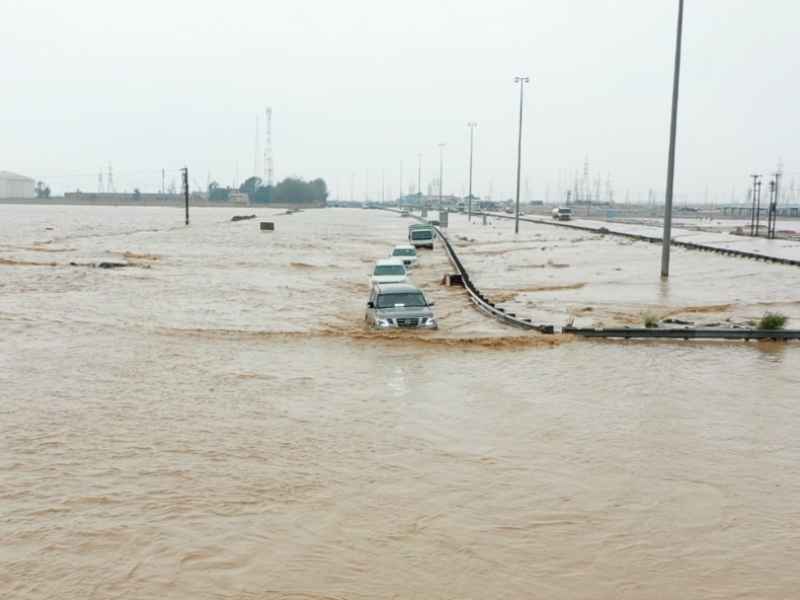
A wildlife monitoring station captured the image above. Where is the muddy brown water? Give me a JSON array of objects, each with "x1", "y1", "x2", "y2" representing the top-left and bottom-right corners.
[{"x1": 2, "y1": 205, "x2": 799, "y2": 599}]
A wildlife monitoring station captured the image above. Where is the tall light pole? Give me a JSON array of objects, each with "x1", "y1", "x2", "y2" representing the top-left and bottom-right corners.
[
  {"x1": 417, "y1": 154, "x2": 422, "y2": 203},
  {"x1": 439, "y1": 143, "x2": 445, "y2": 211},
  {"x1": 399, "y1": 160, "x2": 404, "y2": 203},
  {"x1": 467, "y1": 122, "x2": 477, "y2": 219},
  {"x1": 660, "y1": 0, "x2": 684, "y2": 277},
  {"x1": 514, "y1": 77, "x2": 529, "y2": 234}
]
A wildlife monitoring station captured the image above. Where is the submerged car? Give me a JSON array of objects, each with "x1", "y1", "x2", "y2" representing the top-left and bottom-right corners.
[
  {"x1": 369, "y1": 258, "x2": 409, "y2": 287},
  {"x1": 390, "y1": 244, "x2": 420, "y2": 267},
  {"x1": 365, "y1": 283, "x2": 437, "y2": 330}
]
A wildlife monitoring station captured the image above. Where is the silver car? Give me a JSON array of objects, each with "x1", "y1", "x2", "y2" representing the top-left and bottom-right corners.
[{"x1": 365, "y1": 283, "x2": 437, "y2": 330}]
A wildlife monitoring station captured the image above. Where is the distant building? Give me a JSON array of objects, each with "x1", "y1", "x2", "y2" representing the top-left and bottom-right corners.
[
  {"x1": 228, "y1": 191, "x2": 250, "y2": 205},
  {"x1": 0, "y1": 171, "x2": 36, "y2": 199}
]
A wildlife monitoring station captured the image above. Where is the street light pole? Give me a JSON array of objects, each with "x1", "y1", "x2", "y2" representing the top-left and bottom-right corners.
[
  {"x1": 514, "y1": 77, "x2": 529, "y2": 234},
  {"x1": 439, "y1": 143, "x2": 445, "y2": 211},
  {"x1": 399, "y1": 160, "x2": 403, "y2": 203},
  {"x1": 417, "y1": 154, "x2": 422, "y2": 203},
  {"x1": 467, "y1": 122, "x2": 477, "y2": 220},
  {"x1": 660, "y1": 0, "x2": 685, "y2": 277}
]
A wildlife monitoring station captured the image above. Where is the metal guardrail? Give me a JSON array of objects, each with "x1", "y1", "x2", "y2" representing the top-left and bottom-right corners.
[
  {"x1": 426, "y1": 219, "x2": 554, "y2": 333},
  {"x1": 487, "y1": 212, "x2": 800, "y2": 267},
  {"x1": 563, "y1": 327, "x2": 800, "y2": 341}
]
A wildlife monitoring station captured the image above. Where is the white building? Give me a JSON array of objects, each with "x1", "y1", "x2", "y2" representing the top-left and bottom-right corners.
[{"x1": 0, "y1": 171, "x2": 36, "y2": 199}]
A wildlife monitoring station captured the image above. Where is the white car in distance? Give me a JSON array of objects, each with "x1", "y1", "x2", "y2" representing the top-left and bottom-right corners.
[
  {"x1": 390, "y1": 245, "x2": 420, "y2": 268},
  {"x1": 369, "y1": 258, "x2": 410, "y2": 287}
]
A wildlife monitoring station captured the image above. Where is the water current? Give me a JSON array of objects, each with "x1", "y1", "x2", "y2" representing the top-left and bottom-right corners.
[{"x1": 1, "y1": 204, "x2": 799, "y2": 599}]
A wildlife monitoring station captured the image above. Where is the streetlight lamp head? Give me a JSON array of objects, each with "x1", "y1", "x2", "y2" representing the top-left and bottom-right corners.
[{"x1": 514, "y1": 77, "x2": 530, "y2": 83}]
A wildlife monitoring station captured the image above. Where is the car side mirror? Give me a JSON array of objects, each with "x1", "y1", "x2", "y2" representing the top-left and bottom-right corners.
[
  {"x1": 427, "y1": 298, "x2": 435, "y2": 306},
  {"x1": 367, "y1": 301, "x2": 375, "y2": 308}
]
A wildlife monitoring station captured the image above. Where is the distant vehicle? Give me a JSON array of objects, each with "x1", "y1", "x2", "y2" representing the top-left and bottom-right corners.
[
  {"x1": 365, "y1": 282, "x2": 437, "y2": 330},
  {"x1": 408, "y1": 223, "x2": 435, "y2": 249},
  {"x1": 390, "y1": 244, "x2": 420, "y2": 267},
  {"x1": 518, "y1": 211, "x2": 525, "y2": 216},
  {"x1": 400, "y1": 208, "x2": 410, "y2": 216},
  {"x1": 552, "y1": 206, "x2": 572, "y2": 221},
  {"x1": 456, "y1": 201, "x2": 466, "y2": 212},
  {"x1": 505, "y1": 207, "x2": 514, "y2": 214},
  {"x1": 369, "y1": 258, "x2": 409, "y2": 287}
]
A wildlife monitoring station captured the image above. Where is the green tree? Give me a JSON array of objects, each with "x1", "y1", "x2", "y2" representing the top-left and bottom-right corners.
[
  {"x1": 253, "y1": 185, "x2": 274, "y2": 204},
  {"x1": 272, "y1": 177, "x2": 307, "y2": 204},
  {"x1": 239, "y1": 176, "x2": 263, "y2": 200},
  {"x1": 133, "y1": 188, "x2": 142, "y2": 201},
  {"x1": 209, "y1": 185, "x2": 230, "y2": 202},
  {"x1": 35, "y1": 181, "x2": 51, "y2": 198},
  {"x1": 270, "y1": 177, "x2": 329, "y2": 204},
  {"x1": 309, "y1": 178, "x2": 329, "y2": 203}
]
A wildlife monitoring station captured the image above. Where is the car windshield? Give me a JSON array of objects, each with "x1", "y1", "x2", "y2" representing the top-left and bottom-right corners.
[
  {"x1": 377, "y1": 293, "x2": 427, "y2": 308},
  {"x1": 411, "y1": 231, "x2": 433, "y2": 239},
  {"x1": 392, "y1": 249, "x2": 415, "y2": 256},
  {"x1": 373, "y1": 265, "x2": 405, "y2": 276}
]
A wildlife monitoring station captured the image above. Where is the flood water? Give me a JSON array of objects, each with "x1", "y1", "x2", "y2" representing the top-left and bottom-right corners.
[{"x1": 2, "y1": 204, "x2": 799, "y2": 599}]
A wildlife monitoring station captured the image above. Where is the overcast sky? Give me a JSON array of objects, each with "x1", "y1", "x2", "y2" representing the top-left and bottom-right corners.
[{"x1": 2, "y1": 0, "x2": 799, "y2": 204}]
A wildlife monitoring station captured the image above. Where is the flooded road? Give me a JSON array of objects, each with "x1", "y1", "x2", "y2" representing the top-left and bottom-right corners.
[{"x1": 2, "y1": 205, "x2": 799, "y2": 599}]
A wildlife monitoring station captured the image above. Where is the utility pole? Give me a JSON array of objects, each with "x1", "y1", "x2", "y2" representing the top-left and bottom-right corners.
[
  {"x1": 468, "y1": 122, "x2": 476, "y2": 220},
  {"x1": 439, "y1": 143, "x2": 445, "y2": 211},
  {"x1": 750, "y1": 174, "x2": 761, "y2": 236},
  {"x1": 382, "y1": 165, "x2": 385, "y2": 203},
  {"x1": 181, "y1": 167, "x2": 189, "y2": 225},
  {"x1": 660, "y1": 0, "x2": 684, "y2": 277},
  {"x1": 399, "y1": 160, "x2": 404, "y2": 203},
  {"x1": 768, "y1": 171, "x2": 781, "y2": 239},
  {"x1": 754, "y1": 178, "x2": 763, "y2": 236},
  {"x1": 513, "y1": 76, "x2": 529, "y2": 234},
  {"x1": 417, "y1": 154, "x2": 422, "y2": 204}
]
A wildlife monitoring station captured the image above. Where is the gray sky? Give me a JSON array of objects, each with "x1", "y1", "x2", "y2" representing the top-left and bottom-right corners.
[{"x1": 2, "y1": 0, "x2": 799, "y2": 204}]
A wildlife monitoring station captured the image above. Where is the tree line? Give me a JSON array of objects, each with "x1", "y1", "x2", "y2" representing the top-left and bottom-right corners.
[{"x1": 208, "y1": 176, "x2": 328, "y2": 204}]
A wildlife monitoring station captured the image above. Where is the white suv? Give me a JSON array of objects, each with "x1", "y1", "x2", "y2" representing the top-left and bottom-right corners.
[
  {"x1": 390, "y1": 245, "x2": 420, "y2": 267},
  {"x1": 369, "y1": 258, "x2": 409, "y2": 287}
]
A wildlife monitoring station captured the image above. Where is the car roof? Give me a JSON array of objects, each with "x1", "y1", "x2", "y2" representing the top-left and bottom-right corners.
[
  {"x1": 375, "y1": 258, "x2": 405, "y2": 266},
  {"x1": 373, "y1": 282, "x2": 422, "y2": 294},
  {"x1": 392, "y1": 245, "x2": 416, "y2": 250}
]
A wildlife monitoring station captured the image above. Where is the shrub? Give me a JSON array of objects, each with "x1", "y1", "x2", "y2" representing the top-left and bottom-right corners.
[
  {"x1": 644, "y1": 312, "x2": 660, "y2": 328},
  {"x1": 757, "y1": 312, "x2": 789, "y2": 330}
]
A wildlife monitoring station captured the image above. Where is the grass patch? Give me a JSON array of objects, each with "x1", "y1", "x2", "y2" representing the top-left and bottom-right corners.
[
  {"x1": 644, "y1": 312, "x2": 660, "y2": 328},
  {"x1": 756, "y1": 312, "x2": 789, "y2": 330}
]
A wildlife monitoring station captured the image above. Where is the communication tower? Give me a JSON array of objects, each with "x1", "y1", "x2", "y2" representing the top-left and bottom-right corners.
[
  {"x1": 107, "y1": 162, "x2": 116, "y2": 193},
  {"x1": 264, "y1": 107, "x2": 274, "y2": 186},
  {"x1": 581, "y1": 157, "x2": 590, "y2": 203}
]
